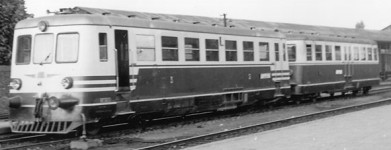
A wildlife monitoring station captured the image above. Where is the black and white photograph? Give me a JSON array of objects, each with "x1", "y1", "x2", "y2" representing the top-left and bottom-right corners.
[{"x1": 1, "y1": 0, "x2": 391, "y2": 149}]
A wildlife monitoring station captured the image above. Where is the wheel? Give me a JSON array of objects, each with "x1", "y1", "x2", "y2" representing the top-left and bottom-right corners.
[
  {"x1": 352, "y1": 90, "x2": 359, "y2": 96},
  {"x1": 128, "y1": 115, "x2": 146, "y2": 132},
  {"x1": 86, "y1": 123, "x2": 102, "y2": 135},
  {"x1": 329, "y1": 92, "x2": 334, "y2": 97},
  {"x1": 311, "y1": 97, "x2": 317, "y2": 102},
  {"x1": 363, "y1": 87, "x2": 370, "y2": 95}
]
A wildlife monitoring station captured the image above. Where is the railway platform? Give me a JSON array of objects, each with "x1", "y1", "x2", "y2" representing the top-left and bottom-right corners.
[{"x1": 185, "y1": 104, "x2": 391, "y2": 150}]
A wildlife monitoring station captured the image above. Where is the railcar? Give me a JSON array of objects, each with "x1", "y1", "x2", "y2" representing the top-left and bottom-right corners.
[
  {"x1": 8, "y1": 13, "x2": 291, "y2": 134},
  {"x1": 287, "y1": 34, "x2": 380, "y2": 101}
]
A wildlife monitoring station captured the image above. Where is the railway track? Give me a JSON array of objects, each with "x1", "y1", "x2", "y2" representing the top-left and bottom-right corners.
[
  {"x1": 1, "y1": 86, "x2": 391, "y2": 149},
  {"x1": 138, "y1": 96, "x2": 391, "y2": 150}
]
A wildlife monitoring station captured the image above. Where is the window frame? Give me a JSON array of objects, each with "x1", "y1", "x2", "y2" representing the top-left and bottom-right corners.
[
  {"x1": 55, "y1": 32, "x2": 80, "y2": 63},
  {"x1": 136, "y1": 34, "x2": 156, "y2": 61},
  {"x1": 315, "y1": 45, "x2": 322, "y2": 61},
  {"x1": 15, "y1": 35, "x2": 32, "y2": 65},
  {"x1": 243, "y1": 41, "x2": 254, "y2": 61},
  {"x1": 287, "y1": 44, "x2": 296, "y2": 62},
  {"x1": 259, "y1": 42, "x2": 270, "y2": 61},
  {"x1": 306, "y1": 44, "x2": 313, "y2": 61},
  {"x1": 161, "y1": 36, "x2": 179, "y2": 61},
  {"x1": 33, "y1": 33, "x2": 55, "y2": 64},
  {"x1": 185, "y1": 37, "x2": 200, "y2": 61},
  {"x1": 205, "y1": 39, "x2": 219, "y2": 61},
  {"x1": 99, "y1": 33, "x2": 108, "y2": 62},
  {"x1": 225, "y1": 40, "x2": 237, "y2": 61},
  {"x1": 325, "y1": 45, "x2": 332, "y2": 61}
]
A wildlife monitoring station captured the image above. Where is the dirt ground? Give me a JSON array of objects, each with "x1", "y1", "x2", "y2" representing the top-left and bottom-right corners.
[{"x1": 93, "y1": 90, "x2": 391, "y2": 150}]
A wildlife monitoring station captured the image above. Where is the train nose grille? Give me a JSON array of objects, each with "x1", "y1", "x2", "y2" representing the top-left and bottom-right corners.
[{"x1": 10, "y1": 120, "x2": 72, "y2": 134}]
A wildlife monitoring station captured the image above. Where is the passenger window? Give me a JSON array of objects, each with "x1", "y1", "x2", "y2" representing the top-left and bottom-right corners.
[
  {"x1": 274, "y1": 43, "x2": 280, "y2": 61},
  {"x1": 287, "y1": 44, "x2": 296, "y2": 62},
  {"x1": 185, "y1": 38, "x2": 200, "y2": 61},
  {"x1": 335, "y1": 46, "x2": 341, "y2": 61},
  {"x1": 225, "y1": 40, "x2": 237, "y2": 61},
  {"x1": 374, "y1": 48, "x2": 378, "y2": 61},
  {"x1": 99, "y1": 33, "x2": 108, "y2": 62},
  {"x1": 259, "y1": 42, "x2": 269, "y2": 61},
  {"x1": 344, "y1": 46, "x2": 349, "y2": 61},
  {"x1": 161, "y1": 36, "x2": 178, "y2": 61},
  {"x1": 306, "y1": 44, "x2": 312, "y2": 61},
  {"x1": 16, "y1": 35, "x2": 32, "y2": 64},
  {"x1": 353, "y1": 47, "x2": 359, "y2": 61},
  {"x1": 361, "y1": 47, "x2": 366, "y2": 61},
  {"x1": 368, "y1": 47, "x2": 373, "y2": 61},
  {"x1": 243, "y1": 41, "x2": 254, "y2": 61},
  {"x1": 136, "y1": 35, "x2": 155, "y2": 61},
  {"x1": 206, "y1": 39, "x2": 219, "y2": 61},
  {"x1": 34, "y1": 34, "x2": 54, "y2": 64},
  {"x1": 283, "y1": 44, "x2": 287, "y2": 61},
  {"x1": 325, "y1": 45, "x2": 332, "y2": 61},
  {"x1": 56, "y1": 33, "x2": 79, "y2": 63},
  {"x1": 315, "y1": 45, "x2": 322, "y2": 61}
]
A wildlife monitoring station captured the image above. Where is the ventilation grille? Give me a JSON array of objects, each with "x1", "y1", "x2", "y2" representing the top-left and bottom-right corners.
[{"x1": 11, "y1": 120, "x2": 73, "y2": 134}]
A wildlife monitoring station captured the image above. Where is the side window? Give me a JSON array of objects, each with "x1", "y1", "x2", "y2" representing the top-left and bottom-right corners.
[
  {"x1": 335, "y1": 46, "x2": 341, "y2": 61},
  {"x1": 325, "y1": 45, "x2": 332, "y2": 61},
  {"x1": 56, "y1": 33, "x2": 79, "y2": 63},
  {"x1": 306, "y1": 44, "x2": 312, "y2": 61},
  {"x1": 368, "y1": 47, "x2": 373, "y2": 61},
  {"x1": 353, "y1": 47, "x2": 359, "y2": 61},
  {"x1": 225, "y1": 40, "x2": 237, "y2": 61},
  {"x1": 205, "y1": 39, "x2": 219, "y2": 61},
  {"x1": 16, "y1": 35, "x2": 32, "y2": 64},
  {"x1": 374, "y1": 48, "x2": 378, "y2": 61},
  {"x1": 274, "y1": 43, "x2": 280, "y2": 61},
  {"x1": 136, "y1": 35, "x2": 155, "y2": 61},
  {"x1": 344, "y1": 46, "x2": 349, "y2": 61},
  {"x1": 315, "y1": 45, "x2": 322, "y2": 61},
  {"x1": 99, "y1": 33, "x2": 108, "y2": 62},
  {"x1": 259, "y1": 42, "x2": 269, "y2": 61},
  {"x1": 34, "y1": 34, "x2": 54, "y2": 64},
  {"x1": 185, "y1": 38, "x2": 200, "y2": 61},
  {"x1": 161, "y1": 36, "x2": 178, "y2": 61},
  {"x1": 243, "y1": 41, "x2": 254, "y2": 61},
  {"x1": 361, "y1": 47, "x2": 366, "y2": 61},
  {"x1": 287, "y1": 44, "x2": 296, "y2": 62},
  {"x1": 283, "y1": 44, "x2": 287, "y2": 61}
]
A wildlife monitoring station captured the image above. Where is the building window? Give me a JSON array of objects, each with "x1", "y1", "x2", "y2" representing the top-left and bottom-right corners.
[
  {"x1": 136, "y1": 35, "x2": 155, "y2": 61},
  {"x1": 259, "y1": 42, "x2": 269, "y2": 61},
  {"x1": 162, "y1": 36, "x2": 178, "y2": 61},
  {"x1": 275, "y1": 43, "x2": 280, "y2": 61},
  {"x1": 34, "y1": 34, "x2": 54, "y2": 64},
  {"x1": 185, "y1": 38, "x2": 200, "y2": 61},
  {"x1": 335, "y1": 46, "x2": 341, "y2": 61},
  {"x1": 306, "y1": 44, "x2": 312, "y2": 61},
  {"x1": 16, "y1": 35, "x2": 32, "y2": 64},
  {"x1": 325, "y1": 45, "x2": 332, "y2": 61},
  {"x1": 99, "y1": 33, "x2": 108, "y2": 62},
  {"x1": 287, "y1": 44, "x2": 296, "y2": 62},
  {"x1": 206, "y1": 39, "x2": 219, "y2": 61},
  {"x1": 368, "y1": 47, "x2": 373, "y2": 61},
  {"x1": 243, "y1": 41, "x2": 254, "y2": 61},
  {"x1": 225, "y1": 40, "x2": 237, "y2": 61},
  {"x1": 56, "y1": 33, "x2": 79, "y2": 63},
  {"x1": 354, "y1": 47, "x2": 359, "y2": 61},
  {"x1": 315, "y1": 45, "x2": 322, "y2": 61},
  {"x1": 361, "y1": 47, "x2": 366, "y2": 61}
]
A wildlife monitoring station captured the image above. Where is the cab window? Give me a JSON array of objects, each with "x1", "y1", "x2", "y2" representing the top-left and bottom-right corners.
[
  {"x1": 16, "y1": 35, "x2": 32, "y2": 64},
  {"x1": 56, "y1": 33, "x2": 79, "y2": 63},
  {"x1": 34, "y1": 34, "x2": 54, "y2": 64}
]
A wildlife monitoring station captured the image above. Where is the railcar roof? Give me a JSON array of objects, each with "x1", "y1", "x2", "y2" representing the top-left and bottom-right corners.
[
  {"x1": 15, "y1": 14, "x2": 285, "y2": 39},
  {"x1": 67, "y1": 7, "x2": 391, "y2": 42}
]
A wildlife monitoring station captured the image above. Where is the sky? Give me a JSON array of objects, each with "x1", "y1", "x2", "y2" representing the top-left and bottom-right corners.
[{"x1": 24, "y1": 0, "x2": 391, "y2": 30}]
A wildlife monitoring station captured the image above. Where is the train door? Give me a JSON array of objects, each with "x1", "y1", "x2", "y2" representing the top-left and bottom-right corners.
[
  {"x1": 344, "y1": 46, "x2": 354, "y2": 89},
  {"x1": 271, "y1": 42, "x2": 287, "y2": 97},
  {"x1": 114, "y1": 30, "x2": 130, "y2": 92}
]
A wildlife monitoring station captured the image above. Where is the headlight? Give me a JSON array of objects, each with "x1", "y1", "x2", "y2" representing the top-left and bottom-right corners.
[
  {"x1": 48, "y1": 97, "x2": 59, "y2": 110},
  {"x1": 9, "y1": 78, "x2": 22, "y2": 90},
  {"x1": 61, "y1": 77, "x2": 73, "y2": 89}
]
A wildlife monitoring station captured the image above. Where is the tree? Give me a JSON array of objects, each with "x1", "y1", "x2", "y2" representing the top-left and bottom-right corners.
[
  {"x1": 355, "y1": 21, "x2": 365, "y2": 30},
  {"x1": 0, "y1": 0, "x2": 31, "y2": 65}
]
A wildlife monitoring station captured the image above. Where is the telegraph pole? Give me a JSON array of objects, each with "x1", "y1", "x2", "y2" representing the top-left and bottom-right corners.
[{"x1": 222, "y1": 13, "x2": 227, "y2": 27}]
